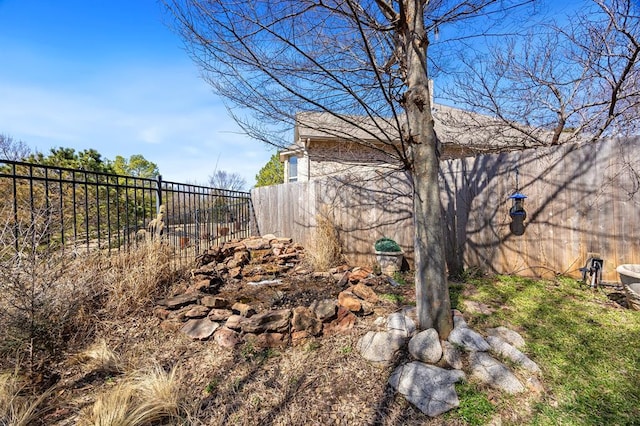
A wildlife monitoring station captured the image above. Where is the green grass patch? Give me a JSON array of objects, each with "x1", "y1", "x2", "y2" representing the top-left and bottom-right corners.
[
  {"x1": 379, "y1": 293, "x2": 405, "y2": 304},
  {"x1": 458, "y1": 275, "x2": 640, "y2": 425},
  {"x1": 450, "y1": 382, "x2": 496, "y2": 425}
]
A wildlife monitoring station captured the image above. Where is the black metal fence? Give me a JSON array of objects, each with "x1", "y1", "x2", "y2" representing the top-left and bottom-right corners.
[{"x1": 0, "y1": 160, "x2": 255, "y2": 260}]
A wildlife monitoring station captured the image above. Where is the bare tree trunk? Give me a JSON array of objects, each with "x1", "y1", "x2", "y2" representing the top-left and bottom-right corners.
[{"x1": 403, "y1": 0, "x2": 453, "y2": 338}]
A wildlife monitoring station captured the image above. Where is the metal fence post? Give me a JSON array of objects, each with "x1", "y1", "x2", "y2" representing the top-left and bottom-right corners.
[{"x1": 156, "y1": 174, "x2": 163, "y2": 214}]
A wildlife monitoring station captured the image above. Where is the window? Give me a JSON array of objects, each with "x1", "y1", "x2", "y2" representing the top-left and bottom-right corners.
[{"x1": 289, "y1": 156, "x2": 298, "y2": 182}]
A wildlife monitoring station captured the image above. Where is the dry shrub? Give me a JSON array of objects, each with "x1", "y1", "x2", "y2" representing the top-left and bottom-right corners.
[
  {"x1": 0, "y1": 372, "x2": 55, "y2": 426},
  {"x1": 0, "y1": 229, "x2": 183, "y2": 375},
  {"x1": 76, "y1": 365, "x2": 185, "y2": 426},
  {"x1": 308, "y1": 212, "x2": 343, "y2": 271}
]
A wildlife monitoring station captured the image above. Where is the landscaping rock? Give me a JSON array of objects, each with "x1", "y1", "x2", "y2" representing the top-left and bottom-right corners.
[
  {"x1": 487, "y1": 336, "x2": 540, "y2": 373},
  {"x1": 469, "y1": 351, "x2": 524, "y2": 394},
  {"x1": 160, "y1": 294, "x2": 199, "y2": 310},
  {"x1": 201, "y1": 296, "x2": 229, "y2": 309},
  {"x1": 351, "y1": 283, "x2": 379, "y2": 303},
  {"x1": 244, "y1": 237, "x2": 272, "y2": 251},
  {"x1": 247, "y1": 332, "x2": 288, "y2": 348},
  {"x1": 224, "y1": 314, "x2": 247, "y2": 330},
  {"x1": 348, "y1": 268, "x2": 371, "y2": 283},
  {"x1": 357, "y1": 331, "x2": 406, "y2": 363},
  {"x1": 184, "y1": 305, "x2": 211, "y2": 319},
  {"x1": 213, "y1": 326, "x2": 242, "y2": 349},
  {"x1": 311, "y1": 299, "x2": 337, "y2": 321},
  {"x1": 408, "y1": 329, "x2": 442, "y2": 363},
  {"x1": 323, "y1": 306, "x2": 356, "y2": 335},
  {"x1": 387, "y1": 312, "x2": 416, "y2": 338},
  {"x1": 441, "y1": 341, "x2": 463, "y2": 370},
  {"x1": 241, "y1": 309, "x2": 291, "y2": 333},
  {"x1": 486, "y1": 326, "x2": 526, "y2": 349},
  {"x1": 208, "y1": 308, "x2": 234, "y2": 321},
  {"x1": 291, "y1": 306, "x2": 322, "y2": 336},
  {"x1": 338, "y1": 291, "x2": 362, "y2": 312},
  {"x1": 388, "y1": 361, "x2": 466, "y2": 417},
  {"x1": 180, "y1": 318, "x2": 220, "y2": 340},
  {"x1": 448, "y1": 324, "x2": 490, "y2": 352},
  {"x1": 231, "y1": 302, "x2": 256, "y2": 317}
]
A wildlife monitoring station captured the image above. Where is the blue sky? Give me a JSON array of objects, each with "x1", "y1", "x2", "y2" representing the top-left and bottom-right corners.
[{"x1": 0, "y1": 0, "x2": 276, "y2": 187}]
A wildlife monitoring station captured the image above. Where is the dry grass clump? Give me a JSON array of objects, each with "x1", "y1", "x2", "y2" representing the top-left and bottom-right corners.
[
  {"x1": 74, "y1": 340, "x2": 123, "y2": 375},
  {"x1": 308, "y1": 212, "x2": 343, "y2": 271},
  {"x1": 0, "y1": 372, "x2": 55, "y2": 426},
  {"x1": 98, "y1": 241, "x2": 179, "y2": 317},
  {"x1": 76, "y1": 365, "x2": 185, "y2": 426}
]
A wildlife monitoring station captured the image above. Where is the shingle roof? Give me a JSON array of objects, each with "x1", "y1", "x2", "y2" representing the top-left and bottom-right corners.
[{"x1": 289, "y1": 103, "x2": 544, "y2": 159}]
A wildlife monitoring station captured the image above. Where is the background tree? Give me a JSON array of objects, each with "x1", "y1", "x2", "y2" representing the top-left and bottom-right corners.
[
  {"x1": 0, "y1": 134, "x2": 30, "y2": 161},
  {"x1": 255, "y1": 154, "x2": 284, "y2": 187},
  {"x1": 209, "y1": 170, "x2": 247, "y2": 192},
  {"x1": 112, "y1": 154, "x2": 160, "y2": 178},
  {"x1": 165, "y1": 0, "x2": 542, "y2": 337},
  {"x1": 25, "y1": 147, "x2": 113, "y2": 173}
]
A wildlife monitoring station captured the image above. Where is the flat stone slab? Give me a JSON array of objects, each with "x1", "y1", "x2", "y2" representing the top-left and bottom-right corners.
[
  {"x1": 180, "y1": 318, "x2": 220, "y2": 340},
  {"x1": 159, "y1": 293, "x2": 199, "y2": 309},
  {"x1": 389, "y1": 361, "x2": 465, "y2": 417},
  {"x1": 469, "y1": 351, "x2": 524, "y2": 394}
]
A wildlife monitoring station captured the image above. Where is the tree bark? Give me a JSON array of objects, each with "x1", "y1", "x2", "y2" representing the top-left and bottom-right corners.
[{"x1": 403, "y1": 0, "x2": 453, "y2": 338}]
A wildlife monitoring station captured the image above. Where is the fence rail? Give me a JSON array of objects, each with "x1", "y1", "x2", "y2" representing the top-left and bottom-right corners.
[{"x1": 0, "y1": 160, "x2": 255, "y2": 261}]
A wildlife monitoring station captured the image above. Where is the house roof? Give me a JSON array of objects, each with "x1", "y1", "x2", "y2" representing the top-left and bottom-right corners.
[{"x1": 286, "y1": 103, "x2": 544, "y2": 160}]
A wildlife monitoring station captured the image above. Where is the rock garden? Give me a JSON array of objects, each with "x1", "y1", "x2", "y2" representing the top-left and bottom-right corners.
[{"x1": 154, "y1": 235, "x2": 544, "y2": 418}]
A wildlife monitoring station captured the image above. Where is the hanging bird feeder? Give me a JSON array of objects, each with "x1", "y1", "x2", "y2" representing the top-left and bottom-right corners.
[{"x1": 509, "y1": 192, "x2": 527, "y2": 218}]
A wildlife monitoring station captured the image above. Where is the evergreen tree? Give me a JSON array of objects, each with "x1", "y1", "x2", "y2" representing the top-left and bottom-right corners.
[{"x1": 255, "y1": 154, "x2": 284, "y2": 187}]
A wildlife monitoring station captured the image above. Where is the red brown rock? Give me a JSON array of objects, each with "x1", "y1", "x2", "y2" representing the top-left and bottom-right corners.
[
  {"x1": 180, "y1": 318, "x2": 220, "y2": 340},
  {"x1": 247, "y1": 332, "x2": 288, "y2": 348},
  {"x1": 213, "y1": 326, "x2": 242, "y2": 349},
  {"x1": 200, "y1": 296, "x2": 229, "y2": 309},
  {"x1": 208, "y1": 308, "x2": 234, "y2": 321},
  {"x1": 185, "y1": 305, "x2": 211, "y2": 319},
  {"x1": 323, "y1": 306, "x2": 357, "y2": 335},
  {"x1": 338, "y1": 291, "x2": 362, "y2": 312},
  {"x1": 351, "y1": 283, "x2": 379, "y2": 303},
  {"x1": 231, "y1": 302, "x2": 256, "y2": 317},
  {"x1": 291, "y1": 306, "x2": 322, "y2": 336},
  {"x1": 348, "y1": 267, "x2": 372, "y2": 283},
  {"x1": 241, "y1": 309, "x2": 291, "y2": 333}
]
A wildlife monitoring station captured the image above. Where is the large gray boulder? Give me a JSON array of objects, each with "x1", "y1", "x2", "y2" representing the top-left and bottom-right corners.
[
  {"x1": 487, "y1": 336, "x2": 540, "y2": 373},
  {"x1": 387, "y1": 312, "x2": 416, "y2": 338},
  {"x1": 486, "y1": 326, "x2": 526, "y2": 349},
  {"x1": 408, "y1": 329, "x2": 442, "y2": 364},
  {"x1": 469, "y1": 351, "x2": 525, "y2": 394},
  {"x1": 448, "y1": 325, "x2": 490, "y2": 352},
  {"x1": 389, "y1": 361, "x2": 466, "y2": 417},
  {"x1": 357, "y1": 331, "x2": 406, "y2": 363}
]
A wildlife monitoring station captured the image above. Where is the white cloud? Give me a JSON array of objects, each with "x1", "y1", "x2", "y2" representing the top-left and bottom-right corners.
[{"x1": 0, "y1": 62, "x2": 275, "y2": 187}]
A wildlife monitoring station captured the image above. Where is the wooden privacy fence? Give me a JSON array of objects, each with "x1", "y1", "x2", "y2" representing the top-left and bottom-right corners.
[{"x1": 252, "y1": 137, "x2": 640, "y2": 282}]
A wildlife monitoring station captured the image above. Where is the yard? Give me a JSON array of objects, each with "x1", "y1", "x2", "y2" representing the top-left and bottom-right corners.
[{"x1": 1, "y1": 238, "x2": 638, "y2": 425}]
